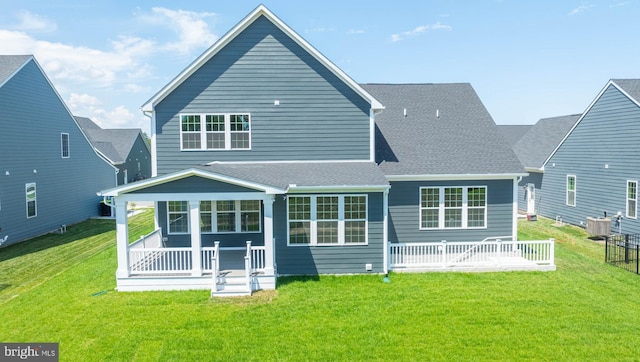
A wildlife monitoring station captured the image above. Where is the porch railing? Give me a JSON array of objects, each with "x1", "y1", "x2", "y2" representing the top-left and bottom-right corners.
[
  {"x1": 389, "y1": 239, "x2": 555, "y2": 269},
  {"x1": 129, "y1": 247, "x2": 192, "y2": 274},
  {"x1": 130, "y1": 228, "x2": 163, "y2": 249},
  {"x1": 129, "y1": 239, "x2": 267, "y2": 276},
  {"x1": 250, "y1": 246, "x2": 266, "y2": 271}
]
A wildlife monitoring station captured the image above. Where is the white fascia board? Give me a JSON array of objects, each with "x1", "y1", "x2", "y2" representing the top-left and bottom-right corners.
[
  {"x1": 206, "y1": 159, "x2": 375, "y2": 165},
  {"x1": 117, "y1": 192, "x2": 272, "y2": 203},
  {"x1": 385, "y1": 173, "x2": 528, "y2": 182},
  {"x1": 141, "y1": 5, "x2": 384, "y2": 113},
  {"x1": 524, "y1": 167, "x2": 544, "y2": 173},
  {"x1": 99, "y1": 168, "x2": 284, "y2": 197},
  {"x1": 286, "y1": 185, "x2": 390, "y2": 193}
]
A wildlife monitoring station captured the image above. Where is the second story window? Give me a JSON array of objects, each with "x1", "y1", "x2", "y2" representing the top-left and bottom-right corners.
[
  {"x1": 61, "y1": 133, "x2": 70, "y2": 158},
  {"x1": 181, "y1": 113, "x2": 251, "y2": 151}
]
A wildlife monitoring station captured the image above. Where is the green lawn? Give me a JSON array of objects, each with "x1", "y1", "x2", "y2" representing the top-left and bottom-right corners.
[{"x1": 1, "y1": 211, "x2": 640, "y2": 361}]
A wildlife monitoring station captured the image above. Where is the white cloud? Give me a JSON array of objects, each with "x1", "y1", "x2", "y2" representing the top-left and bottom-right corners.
[
  {"x1": 149, "y1": 7, "x2": 218, "y2": 55},
  {"x1": 569, "y1": 4, "x2": 595, "y2": 15},
  {"x1": 13, "y1": 10, "x2": 57, "y2": 33},
  {"x1": 391, "y1": 22, "x2": 452, "y2": 42},
  {"x1": 68, "y1": 93, "x2": 149, "y2": 132},
  {"x1": 0, "y1": 30, "x2": 153, "y2": 88},
  {"x1": 347, "y1": 29, "x2": 365, "y2": 35},
  {"x1": 0, "y1": 7, "x2": 220, "y2": 132},
  {"x1": 610, "y1": 1, "x2": 629, "y2": 7}
]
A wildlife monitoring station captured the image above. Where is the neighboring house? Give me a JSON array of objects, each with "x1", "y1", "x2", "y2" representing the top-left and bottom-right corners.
[
  {"x1": 510, "y1": 115, "x2": 579, "y2": 214},
  {"x1": 99, "y1": 5, "x2": 554, "y2": 295},
  {"x1": 539, "y1": 79, "x2": 640, "y2": 234},
  {"x1": 498, "y1": 125, "x2": 532, "y2": 147},
  {"x1": 0, "y1": 55, "x2": 117, "y2": 247},
  {"x1": 75, "y1": 116, "x2": 151, "y2": 185}
]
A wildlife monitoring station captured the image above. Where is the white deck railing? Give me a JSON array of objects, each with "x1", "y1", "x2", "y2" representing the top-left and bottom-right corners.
[
  {"x1": 130, "y1": 228, "x2": 163, "y2": 249},
  {"x1": 129, "y1": 247, "x2": 192, "y2": 274},
  {"x1": 389, "y1": 239, "x2": 555, "y2": 270},
  {"x1": 250, "y1": 246, "x2": 266, "y2": 271},
  {"x1": 129, "y1": 240, "x2": 267, "y2": 275}
]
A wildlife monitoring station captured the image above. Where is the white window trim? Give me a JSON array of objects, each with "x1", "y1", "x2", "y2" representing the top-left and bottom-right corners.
[
  {"x1": 61, "y1": 133, "x2": 70, "y2": 158},
  {"x1": 287, "y1": 194, "x2": 368, "y2": 246},
  {"x1": 200, "y1": 200, "x2": 262, "y2": 234},
  {"x1": 566, "y1": 175, "x2": 576, "y2": 207},
  {"x1": 26, "y1": 183, "x2": 37, "y2": 219},
  {"x1": 180, "y1": 113, "x2": 251, "y2": 151},
  {"x1": 627, "y1": 180, "x2": 637, "y2": 219},
  {"x1": 419, "y1": 186, "x2": 488, "y2": 230},
  {"x1": 167, "y1": 201, "x2": 189, "y2": 235}
]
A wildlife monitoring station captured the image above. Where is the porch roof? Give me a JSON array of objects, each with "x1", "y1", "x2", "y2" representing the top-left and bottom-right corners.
[
  {"x1": 99, "y1": 161, "x2": 389, "y2": 197},
  {"x1": 198, "y1": 161, "x2": 390, "y2": 192}
]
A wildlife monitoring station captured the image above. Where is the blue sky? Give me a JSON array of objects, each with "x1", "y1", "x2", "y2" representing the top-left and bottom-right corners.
[{"x1": 1, "y1": 1, "x2": 638, "y2": 134}]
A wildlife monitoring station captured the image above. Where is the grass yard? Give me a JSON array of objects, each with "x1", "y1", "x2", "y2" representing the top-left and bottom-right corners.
[{"x1": 1, "y1": 211, "x2": 640, "y2": 361}]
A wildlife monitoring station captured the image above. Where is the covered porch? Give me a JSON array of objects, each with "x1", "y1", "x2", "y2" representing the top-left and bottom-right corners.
[{"x1": 101, "y1": 168, "x2": 284, "y2": 296}]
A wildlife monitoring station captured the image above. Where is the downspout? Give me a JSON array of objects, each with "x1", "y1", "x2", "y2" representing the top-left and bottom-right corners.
[
  {"x1": 142, "y1": 110, "x2": 156, "y2": 177},
  {"x1": 383, "y1": 187, "x2": 390, "y2": 275},
  {"x1": 142, "y1": 109, "x2": 160, "y2": 230}
]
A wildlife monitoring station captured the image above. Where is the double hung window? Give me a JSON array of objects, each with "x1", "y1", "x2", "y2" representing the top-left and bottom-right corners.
[
  {"x1": 420, "y1": 186, "x2": 487, "y2": 229},
  {"x1": 61, "y1": 133, "x2": 70, "y2": 158},
  {"x1": 199, "y1": 200, "x2": 261, "y2": 233},
  {"x1": 181, "y1": 113, "x2": 251, "y2": 150},
  {"x1": 26, "y1": 183, "x2": 37, "y2": 218},
  {"x1": 566, "y1": 175, "x2": 576, "y2": 207},
  {"x1": 288, "y1": 195, "x2": 368, "y2": 246},
  {"x1": 627, "y1": 180, "x2": 637, "y2": 219}
]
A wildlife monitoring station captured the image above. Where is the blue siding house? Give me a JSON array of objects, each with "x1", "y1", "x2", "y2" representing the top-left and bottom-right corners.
[
  {"x1": 510, "y1": 114, "x2": 579, "y2": 214},
  {"x1": 0, "y1": 55, "x2": 117, "y2": 247},
  {"x1": 100, "y1": 5, "x2": 554, "y2": 295},
  {"x1": 75, "y1": 116, "x2": 151, "y2": 185},
  {"x1": 539, "y1": 79, "x2": 640, "y2": 234}
]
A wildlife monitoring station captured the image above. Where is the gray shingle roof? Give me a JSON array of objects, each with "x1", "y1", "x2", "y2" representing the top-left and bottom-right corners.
[
  {"x1": 498, "y1": 125, "x2": 533, "y2": 146},
  {"x1": 362, "y1": 83, "x2": 524, "y2": 176},
  {"x1": 74, "y1": 116, "x2": 146, "y2": 165},
  {"x1": 0, "y1": 55, "x2": 31, "y2": 85},
  {"x1": 196, "y1": 161, "x2": 389, "y2": 190},
  {"x1": 612, "y1": 79, "x2": 640, "y2": 104},
  {"x1": 512, "y1": 114, "x2": 580, "y2": 169}
]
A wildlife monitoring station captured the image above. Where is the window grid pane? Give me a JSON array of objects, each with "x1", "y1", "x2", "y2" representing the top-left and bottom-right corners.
[
  {"x1": 289, "y1": 197, "x2": 311, "y2": 244},
  {"x1": 467, "y1": 187, "x2": 486, "y2": 228},
  {"x1": 26, "y1": 183, "x2": 37, "y2": 218},
  {"x1": 444, "y1": 209, "x2": 462, "y2": 228},
  {"x1": 61, "y1": 133, "x2": 70, "y2": 158},
  {"x1": 240, "y1": 200, "x2": 261, "y2": 232},
  {"x1": 216, "y1": 201, "x2": 236, "y2": 232},
  {"x1": 317, "y1": 221, "x2": 339, "y2": 244},
  {"x1": 206, "y1": 115, "x2": 225, "y2": 149},
  {"x1": 628, "y1": 181, "x2": 637, "y2": 218},
  {"x1": 168, "y1": 201, "x2": 188, "y2": 233},
  {"x1": 421, "y1": 188, "x2": 440, "y2": 228},
  {"x1": 444, "y1": 188, "x2": 463, "y2": 228},
  {"x1": 345, "y1": 220, "x2": 366, "y2": 244},
  {"x1": 317, "y1": 197, "x2": 338, "y2": 220},
  {"x1": 567, "y1": 176, "x2": 576, "y2": 206},
  {"x1": 182, "y1": 133, "x2": 201, "y2": 149},
  {"x1": 316, "y1": 197, "x2": 338, "y2": 244},
  {"x1": 230, "y1": 114, "x2": 250, "y2": 149},
  {"x1": 200, "y1": 201, "x2": 212, "y2": 232}
]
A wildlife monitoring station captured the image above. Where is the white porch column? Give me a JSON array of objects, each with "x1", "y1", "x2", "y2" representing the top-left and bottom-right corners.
[
  {"x1": 263, "y1": 196, "x2": 275, "y2": 275},
  {"x1": 115, "y1": 199, "x2": 129, "y2": 278},
  {"x1": 189, "y1": 200, "x2": 202, "y2": 277}
]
